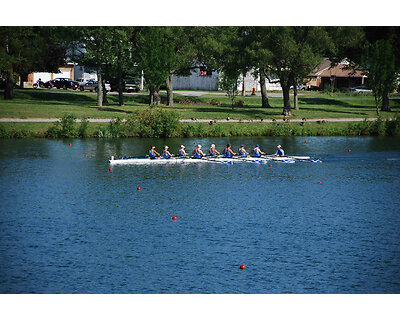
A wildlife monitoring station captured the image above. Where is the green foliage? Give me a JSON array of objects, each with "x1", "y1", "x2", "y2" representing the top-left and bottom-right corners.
[
  {"x1": 46, "y1": 114, "x2": 93, "y2": 138},
  {"x1": 125, "y1": 108, "x2": 180, "y2": 138},
  {"x1": 385, "y1": 115, "x2": 400, "y2": 135},
  {"x1": 78, "y1": 116, "x2": 90, "y2": 138},
  {"x1": 96, "y1": 118, "x2": 126, "y2": 138},
  {"x1": 137, "y1": 27, "x2": 175, "y2": 89},
  {"x1": 218, "y1": 70, "x2": 242, "y2": 108},
  {"x1": 362, "y1": 39, "x2": 398, "y2": 114},
  {"x1": 46, "y1": 114, "x2": 77, "y2": 138}
]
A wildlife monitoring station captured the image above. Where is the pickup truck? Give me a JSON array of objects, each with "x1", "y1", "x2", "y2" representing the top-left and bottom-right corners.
[
  {"x1": 79, "y1": 80, "x2": 111, "y2": 92},
  {"x1": 109, "y1": 78, "x2": 140, "y2": 93}
]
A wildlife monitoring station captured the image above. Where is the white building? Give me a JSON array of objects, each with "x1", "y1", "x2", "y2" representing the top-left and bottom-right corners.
[
  {"x1": 174, "y1": 67, "x2": 219, "y2": 91},
  {"x1": 173, "y1": 67, "x2": 282, "y2": 92}
]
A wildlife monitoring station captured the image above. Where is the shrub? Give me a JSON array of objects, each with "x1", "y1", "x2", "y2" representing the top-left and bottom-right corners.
[
  {"x1": 78, "y1": 116, "x2": 90, "y2": 138},
  {"x1": 385, "y1": 115, "x2": 400, "y2": 135},
  {"x1": 209, "y1": 99, "x2": 221, "y2": 106},
  {"x1": 46, "y1": 113, "x2": 78, "y2": 138},
  {"x1": 126, "y1": 108, "x2": 180, "y2": 138},
  {"x1": 96, "y1": 118, "x2": 126, "y2": 138}
]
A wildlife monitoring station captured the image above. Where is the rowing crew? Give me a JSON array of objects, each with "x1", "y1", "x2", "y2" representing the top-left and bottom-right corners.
[{"x1": 149, "y1": 144, "x2": 285, "y2": 159}]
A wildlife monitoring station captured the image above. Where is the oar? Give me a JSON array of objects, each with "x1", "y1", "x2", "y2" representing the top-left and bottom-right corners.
[{"x1": 202, "y1": 156, "x2": 233, "y2": 165}]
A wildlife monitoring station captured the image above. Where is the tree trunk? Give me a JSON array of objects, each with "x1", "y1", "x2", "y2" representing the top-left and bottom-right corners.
[
  {"x1": 149, "y1": 86, "x2": 161, "y2": 105},
  {"x1": 259, "y1": 71, "x2": 271, "y2": 108},
  {"x1": 294, "y1": 84, "x2": 299, "y2": 111},
  {"x1": 381, "y1": 91, "x2": 391, "y2": 112},
  {"x1": 102, "y1": 78, "x2": 108, "y2": 105},
  {"x1": 242, "y1": 70, "x2": 246, "y2": 96},
  {"x1": 4, "y1": 66, "x2": 14, "y2": 100},
  {"x1": 117, "y1": 66, "x2": 124, "y2": 106},
  {"x1": 166, "y1": 73, "x2": 174, "y2": 106},
  {"x1": 97, "y1": 69, "x2": 103, "y2": 107},
  {"x1": 282, "y1": 84, "x2": 292, "y2": 116},
  {"x1": 153, "y1": 86, "x2": 161, "y2": 105}
]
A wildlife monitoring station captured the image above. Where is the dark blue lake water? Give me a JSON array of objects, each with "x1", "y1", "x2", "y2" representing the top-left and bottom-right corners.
[{"x1": 0, "y1": 136, "x2": 399, "y2": 293}]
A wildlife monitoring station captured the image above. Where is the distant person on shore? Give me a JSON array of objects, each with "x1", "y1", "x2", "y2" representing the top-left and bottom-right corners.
[
  {"x1": 193, "y1": 144, "x2": 205, "y2": 159},
  {"x1": 149, "y1": 146, "x2": 160, "y2": 159},
  {"x1": 238, "y1": 145, "x2": 249, "y2": 157},
  {"x1": 253, "y1": 144, "x2": 264, "y2": 157},
  {"x1": 275, "y1": 145, "x2": 285, "y2": 157},
  {"x1": 162, "y1": 146, "x2": 173, "y2": 159},
  {"x1": 178, "y1": 145, "x2": 187, "y2": 157},
  {"x1": 209, "y1": 144, "x2": 220, "y2": 157},
  {"x1": 223, "y1": 143, "x2": 236, "y2": 158}
]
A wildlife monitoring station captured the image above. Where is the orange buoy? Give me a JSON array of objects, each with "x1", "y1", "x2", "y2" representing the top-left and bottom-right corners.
[
  {"x1": 240, "y1": 264, "x2": 246, "y2": 270},
  {"x1": 172, "y1": 216, "x2": 177, "y2": 220},
  {"x1": 137, "y1": 186, "x2": 141, "y2": 191}
]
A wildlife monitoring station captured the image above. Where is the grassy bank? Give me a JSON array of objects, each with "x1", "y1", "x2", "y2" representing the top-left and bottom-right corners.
[
  {"x1": 1, "y1": 116, "x2": 399, "y2": 139},
  {"x1": 0, "y1": 88, "x2": 399, "y2": 120}
]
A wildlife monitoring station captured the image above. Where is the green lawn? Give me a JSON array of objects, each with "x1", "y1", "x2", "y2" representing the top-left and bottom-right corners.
[{"x1": 0, "y1": 88, "x2": 399, "y2": 120}]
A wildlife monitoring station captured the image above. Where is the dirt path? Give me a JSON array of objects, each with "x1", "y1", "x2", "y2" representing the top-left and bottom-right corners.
[{"x1": 0, "y1": 117, "x2": 381, "y2": 123}]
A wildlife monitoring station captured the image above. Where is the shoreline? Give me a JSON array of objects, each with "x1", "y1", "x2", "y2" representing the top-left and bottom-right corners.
[
  {"x1": 0, "y1": 117, "x2": 384, "y2": 123},
  {"x1": 1, "y1": 117, "x2": 398, "y2": 139}
]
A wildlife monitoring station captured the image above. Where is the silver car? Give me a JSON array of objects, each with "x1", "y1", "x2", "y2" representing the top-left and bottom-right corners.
[{"x1": 79, "y1": 80, "x2": 111, "y2": 92}]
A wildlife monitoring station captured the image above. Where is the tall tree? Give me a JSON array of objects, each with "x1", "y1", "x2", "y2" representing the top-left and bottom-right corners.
[
  {"x1": 0, "y1": 26, "x2": 67, "y2": 99},
  {"x1": 136, "y1": 27, "x2": 174, "y2": 105},
  {"x1": 163, "y1": 27, "x2": 196, "y2": 106},
  {"x1": 362, "y1": 40, "x2": 398, "y2": 115},
  {"x1": 70, "y1": 27, "x2": 116, "y2": 107}
]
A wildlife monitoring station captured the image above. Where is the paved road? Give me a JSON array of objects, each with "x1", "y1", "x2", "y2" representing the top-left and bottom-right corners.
[{"x1": 0, "y1": 117, "x2": 380, "y2": 123}]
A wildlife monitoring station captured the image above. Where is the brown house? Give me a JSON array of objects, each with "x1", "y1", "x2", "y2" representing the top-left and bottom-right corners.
[{"x1": 307, "y1": 58, "x2": 367, "y2": 90}]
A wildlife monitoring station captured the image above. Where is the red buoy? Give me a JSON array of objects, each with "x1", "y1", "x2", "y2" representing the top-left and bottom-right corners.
[
  {"x1": 269, "y1": 164, "x2": 272, "y2": 167},
  {"x1": 109, "y1": 168, "x2": 113, "y2": 172},
  {"x1": 348, "y1": 149, "x2": 351, "y2": 152},
  {"x1": 304, "y1": 140, "x2": 308, "y2": 143},
  {"x1": 194, "y1": 142, "x2": 196, "y2": 144},
  {"x1": 318, "y1": 181, "x2": 322, "y2": 184},
  {"x1": 84, "y1": 154, "x2": 88, "y2": 157},
  {"x1": 172, "y1": 216, "x2": 177, "y2": 220},
  {"x1": 69, "y1": 143, "x2": 72, "y2": 146},
  {"x1": 137, "y1": 186, "x2": 141, "y2": 191},
  {"x1": 240, "y1": 264, "x2": 246, "y2": 270}
]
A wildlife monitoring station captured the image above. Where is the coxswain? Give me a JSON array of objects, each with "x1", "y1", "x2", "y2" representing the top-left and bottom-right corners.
[
  {"x1": 238, "y1": 145, "x2": 249, "y2": 157},
  {"x1": 149, "y1": 146, "x2": 160, "y2": 159},
  {"x1": 223, "y1": 143, "x2": 236, "y2": 158},
  {"x1": 192, "y1": 144, "x2": 205, "y2": 159},
  {"x1": 162, "y1": 146, "x2": 173, "y2": 159},
  {"x1": 178, "y1": 145, "x2": 187, "y2": 157},
  {"x1": 275, "y1": 145, "x2": 285, "y2": 157},
  {"x1": 209, "y1": 144, "x2": 220, "y2": 157},
  {"x1": 253, "y1": 144, "x2": 264, "y2": 157}
]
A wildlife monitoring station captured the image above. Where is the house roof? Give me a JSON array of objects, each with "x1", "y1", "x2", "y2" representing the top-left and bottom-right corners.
[
  {"x1": 319, "y1": 64, "x2": 365, "y2": 78},
  {"x1": 311, "y1": 58, "x2": 366, "y2": 78}
]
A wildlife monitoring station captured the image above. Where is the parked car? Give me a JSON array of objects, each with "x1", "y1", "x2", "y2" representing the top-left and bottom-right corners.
[
  {"x1": 108, "y1": 78, "x2": 140, "y2": 92},
  {"x1": 350, "y1": 86, "x2": 372, "y2": 93},
  {"x1": 79, "y1": 80, "x2": 111, "y2": 92},
  {"x1": 52, "y1": 78, "x2": 79, "y2": 90},
  {"x1": 76, "y1": 78, "x2": 91, "y2": 86}
]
